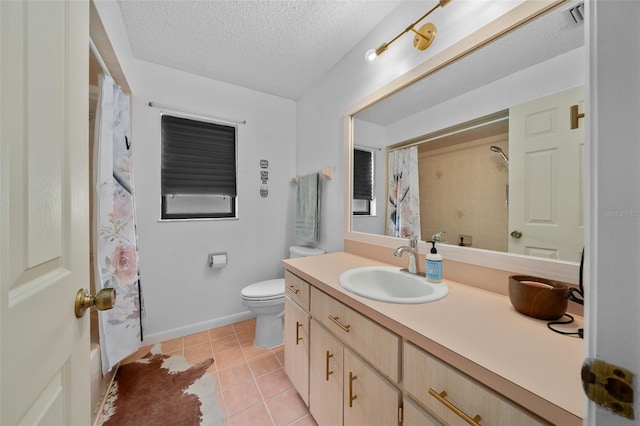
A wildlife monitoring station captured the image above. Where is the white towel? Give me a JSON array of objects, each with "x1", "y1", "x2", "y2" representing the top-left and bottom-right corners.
[{"x1": 295, "y1": 173, "x2": 321, "y2": 243}]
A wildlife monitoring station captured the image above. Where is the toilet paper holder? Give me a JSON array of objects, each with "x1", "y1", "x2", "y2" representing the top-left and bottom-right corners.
[{"x1": 208, "y1": 252, "x2": 228, "y2": 268}]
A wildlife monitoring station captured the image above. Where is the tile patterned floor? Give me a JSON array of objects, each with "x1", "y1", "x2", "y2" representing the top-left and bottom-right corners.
[{"x1": 121, "y1": 319, "x2": 317, "y2": 426}]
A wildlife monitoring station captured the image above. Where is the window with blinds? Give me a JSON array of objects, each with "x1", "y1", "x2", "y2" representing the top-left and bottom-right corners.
[
  {"x1": 353, "y1": 148, "x2": 374, "y2": 215},
  {"x1": 161, "y1": 114, "x2": 237, "y2": 219}
]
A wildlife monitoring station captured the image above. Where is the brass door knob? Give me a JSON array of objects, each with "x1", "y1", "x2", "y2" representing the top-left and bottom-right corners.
[
  {"x1": 510, "y1": 230, "x2": 523, "y2": 239},
  {"x1": 75, "y1": 288, "x2": 116, "y2": 318}
]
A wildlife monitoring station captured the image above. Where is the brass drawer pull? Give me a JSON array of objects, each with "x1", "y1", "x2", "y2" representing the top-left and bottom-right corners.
[
  {"x1": 348, "y1": 372, "x2": 358, "y2": 407},
  {"x1": 295, "y1": 321, "x2": 303, "y2": 345},
  {"x1": 328, "y1": 315, "x2": 351, "y2": 333},
  {"x1": 428, "y1": 388, "x2": 482, "y2": 426},
  {"x1": 325, "y1": 350, "x2": 334, "y2": 381},
  {"x1": 286, "y1": 284, "x2": 300, "y2": 294}
]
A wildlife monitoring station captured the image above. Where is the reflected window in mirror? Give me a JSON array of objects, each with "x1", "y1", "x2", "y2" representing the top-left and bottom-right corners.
[{"x1": 353, "y1": 148, "x2": 375, "y2": 216}]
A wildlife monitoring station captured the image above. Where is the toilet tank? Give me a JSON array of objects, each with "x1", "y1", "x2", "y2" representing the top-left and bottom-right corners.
[{"x1": 289, "y1": 245, "x2": 325, "y2": 259}]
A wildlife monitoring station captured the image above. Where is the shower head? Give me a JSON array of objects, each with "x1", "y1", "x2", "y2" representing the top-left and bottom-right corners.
[{"x1": 490, "y1": 145, "x2": 509, "y2": 163}]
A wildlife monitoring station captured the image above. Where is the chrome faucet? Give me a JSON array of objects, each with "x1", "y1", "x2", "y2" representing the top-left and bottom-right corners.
[{"x1": 393, "y1": 236, "x2": 424, "y2": 276}]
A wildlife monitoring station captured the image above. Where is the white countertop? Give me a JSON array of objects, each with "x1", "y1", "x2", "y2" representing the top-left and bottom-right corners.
[{"x1": 283, "y1": 251, "x2": 584, "y2": 425}]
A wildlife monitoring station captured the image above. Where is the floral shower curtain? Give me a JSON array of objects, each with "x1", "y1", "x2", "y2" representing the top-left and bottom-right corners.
[
  {"x1": 94, "y1": 74, "x2": 143, "y2": 374},
  {"x1": 386, "y1": 147, "x2": 421, "y2": 238}
]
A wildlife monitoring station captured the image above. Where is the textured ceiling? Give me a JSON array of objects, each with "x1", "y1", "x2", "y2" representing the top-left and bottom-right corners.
[{"x1": 117, "y1": 0, "x2": 403, "y2": 100}]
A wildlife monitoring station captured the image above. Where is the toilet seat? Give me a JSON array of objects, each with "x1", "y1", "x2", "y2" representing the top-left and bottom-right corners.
[{"x1": 240, "y1": 278, "x2": 284, "y2": 302}]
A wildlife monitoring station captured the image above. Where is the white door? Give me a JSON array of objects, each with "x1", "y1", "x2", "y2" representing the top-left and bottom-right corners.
[
  {"x1": 508, "y1": 86, "x2": 585, "y2": 262},
  {"x1": 1, "y1": 1, "x2": 90, "y2": 424}
]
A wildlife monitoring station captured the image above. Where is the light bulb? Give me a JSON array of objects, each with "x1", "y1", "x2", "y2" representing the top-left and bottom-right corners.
[{"x1": 364, "y1": 48, "x2": 378, "y2": 63}]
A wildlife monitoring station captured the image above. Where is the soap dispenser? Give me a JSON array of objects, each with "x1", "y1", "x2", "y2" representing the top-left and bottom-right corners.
[{"x1": 426, "y1": 240, "x2": 443, "y2": 283}]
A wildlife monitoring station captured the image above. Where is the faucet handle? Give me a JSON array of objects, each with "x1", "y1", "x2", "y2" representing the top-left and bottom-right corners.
[{"x1": 402, "y1": 234, "x2": 418, "y2": 249}]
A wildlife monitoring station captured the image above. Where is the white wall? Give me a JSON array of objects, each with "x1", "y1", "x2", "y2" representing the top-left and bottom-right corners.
[
  {"x1": 94, "y1": 2, "x2": 296, "y2": 343},
  {"x1": 95, "y1": 0, "x2": 528, "y2": 341},
  {"x1": 296, "y1": 0, "x2": 525, "y2": 252},
  {"x1": 130, "y1": 60, "x2": 296, "y2": 342}
]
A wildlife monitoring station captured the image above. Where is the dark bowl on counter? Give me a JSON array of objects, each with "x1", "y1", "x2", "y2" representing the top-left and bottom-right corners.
[{"x1": 508, "y1": 275, "x2": 569, "y2": 320}]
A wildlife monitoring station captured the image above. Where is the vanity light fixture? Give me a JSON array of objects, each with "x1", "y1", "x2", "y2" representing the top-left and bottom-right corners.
[{"x1": 365, "y1": 0, "x2": 451, "y2": 63}]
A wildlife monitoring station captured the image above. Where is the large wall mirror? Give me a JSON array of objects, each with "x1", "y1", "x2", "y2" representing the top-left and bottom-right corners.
[{"x1": 346, "y1": 0, "x2": 585, "y2": 282}]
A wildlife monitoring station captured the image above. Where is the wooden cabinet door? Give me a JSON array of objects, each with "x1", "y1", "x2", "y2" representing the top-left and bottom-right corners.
[
  {"x1": 284, "y1": 297, "x2": 310, "y2": 405},
  {"x1": 343, "y1": 349, "x2": 401, "y2": 426},
  {"x1": 403, "y1": 397, "x2": 441, "y2": 426},
  {"x1": 309, "y1": 319, "x2": 344, "y2": 426}
]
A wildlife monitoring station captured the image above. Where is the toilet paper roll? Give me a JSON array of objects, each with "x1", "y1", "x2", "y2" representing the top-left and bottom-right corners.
[{"x1": 208, "y1": 253, "x2": 227, "y2": 269}]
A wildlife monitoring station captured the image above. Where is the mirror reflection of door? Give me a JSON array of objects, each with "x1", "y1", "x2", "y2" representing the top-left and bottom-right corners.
[{"x1": 509, "y1": 86, "x2": 585, "y2": 262}]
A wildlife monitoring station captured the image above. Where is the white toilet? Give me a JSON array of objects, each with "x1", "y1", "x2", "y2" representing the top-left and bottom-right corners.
[{"x1": 241, "y1": 245, "x2": 325, "y2": 348}]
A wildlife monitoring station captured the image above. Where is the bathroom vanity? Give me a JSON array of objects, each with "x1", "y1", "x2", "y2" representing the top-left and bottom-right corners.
[{"x1": 282, "y1": 251, "x2": 583, "y2": 426}]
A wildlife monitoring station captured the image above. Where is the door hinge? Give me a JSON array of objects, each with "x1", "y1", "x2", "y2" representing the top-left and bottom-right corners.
[{"x1": 582, "y1": 358, "x2": 635, "y2": 420}]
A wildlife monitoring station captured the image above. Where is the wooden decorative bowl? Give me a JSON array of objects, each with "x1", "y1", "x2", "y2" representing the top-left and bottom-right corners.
[{"x1": 508, "y1": 275, "x2": 569, "y2": 320}]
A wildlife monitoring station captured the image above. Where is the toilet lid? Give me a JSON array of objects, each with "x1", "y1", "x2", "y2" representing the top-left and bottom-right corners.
[{"x1": 241, "y1": 278, "x2": 285, "y2": 300}]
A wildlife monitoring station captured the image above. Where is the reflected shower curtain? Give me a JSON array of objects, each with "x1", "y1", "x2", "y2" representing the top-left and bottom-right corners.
[
  {"x1": 386, "y1": 147, "x2": 421, "y2": 238},
  {"x1": 94, "y1": 74, "x2": 143, "y2": 374}
]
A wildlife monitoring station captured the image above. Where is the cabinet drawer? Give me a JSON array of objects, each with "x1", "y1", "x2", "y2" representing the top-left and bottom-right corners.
[
  {"x1": 311, "y1": 287, "x2": 400, "y2": 383},
  {"x1": 285, "y1": 270, "x2": 310, "y2": 311},
  {"x1": 403, "y1": 342, "x2": 547, "y2": 426}
]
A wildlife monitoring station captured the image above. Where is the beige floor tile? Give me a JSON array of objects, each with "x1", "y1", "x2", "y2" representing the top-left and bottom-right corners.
[
  {"x1": 184, "y1": 330, "x2": 211, "y2": 347},
  {"x1": 232, "y1": 319, "x2": 255, "y2": 333},
  {"x1": 241, "y1": 343, "x2": 271, "y2": 360},
  {"x1": 212, "y1": 334, "x2": 240, "y2": 353},
  {"x1": 272, "y1": 347, "x2": 285, "y2": 367},
  {"x1": 236, "y1": 330, "x2": 255, "y2": 346},
  {"x1": 227, "y1": 403, "x2": 273, "y2": 426},
  {"x1": 290, "y1": 414, "x2": 318, "y2": 426},
  {"x1": 249, "y1": 353, "x2": 281, "y2": 377},
  {"x1": 256, "y1": 368, "x2": 293, "y2": 400},
  {"x1": 214, "y1": 346, "x2": 246, "y2": 369},
  {"x1": 266, "y1": 388, "x2": 309, "y2": 426},
  {"x1": 223, "y1": 380, "x2": 262, "y2": 417},
  {"x1": 184, "y1": 341, "x2": 213, "y2": 363},
  {"x1": 160, "y1": 337, "x2": 183, "y2": 354},
  {"x1": 218, "y1": 362, "x2": 254, "y2": 390},
  {"x1": 209, "y1": 324, "x2": 235, "y2": 340}
]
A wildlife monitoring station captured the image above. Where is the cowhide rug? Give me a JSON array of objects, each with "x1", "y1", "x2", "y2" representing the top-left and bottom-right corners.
[{"x1": 97, "y1": 345, "x2": 223, "y2": 425}]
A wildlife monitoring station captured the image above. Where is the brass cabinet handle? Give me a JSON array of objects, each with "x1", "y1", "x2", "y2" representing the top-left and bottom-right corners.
[
  {"x1": 295, "y1": 321, "x2": 303, "y2": 345},
  {"x1": 286, "y1": 284, "x2": 300, "y2": 294},
  {"x1": 348, "y1": 372, "x2": 358, "y2": 407},
  {"x1": 328, "y1": 315, "x2": 351, "y2": 333},
  {"x1": 325, "y1": 350, "x2": 334, "y2": 381},
  {"x1": 428, "y1": 388, "x2": 481, "y2": 425}
]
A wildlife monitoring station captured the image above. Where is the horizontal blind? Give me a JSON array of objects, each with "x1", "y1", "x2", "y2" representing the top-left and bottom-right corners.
[
  {"x1": 353, "y1": 148, "x2": 374, "y2": 200},
  {"x1": 161, "y1": 115, "x2": 237, "y2": 196}
]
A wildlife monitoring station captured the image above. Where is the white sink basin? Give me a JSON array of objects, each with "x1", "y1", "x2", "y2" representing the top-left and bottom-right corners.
[{"x1": 338, "y1": 266, "x2": 448, "y2": 304}]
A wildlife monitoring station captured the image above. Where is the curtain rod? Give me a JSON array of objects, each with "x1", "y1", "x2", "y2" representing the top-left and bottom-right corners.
[
  {"x1": 148, "y1": 101, "x2": 247, "y2": 125},
  {"x1": 388, "y1": 115, "x2": 508, "y2": 152},
  {"x1": 354, "y1": 144, "x2": 382, "y2": 151},
  {"x1": 89, "y1": 37, "x2": 111, "y2": 78}
]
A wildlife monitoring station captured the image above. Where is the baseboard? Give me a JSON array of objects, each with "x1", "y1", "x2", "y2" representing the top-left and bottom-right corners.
[{"x1": 141, "y1": 311, "x2": 256, "y2": 346}]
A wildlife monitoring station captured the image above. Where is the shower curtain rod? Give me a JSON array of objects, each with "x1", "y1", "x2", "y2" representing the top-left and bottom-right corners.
[
  {"x1": 89, "y1": 37, "x2": 111, "y2": 78},
  {"x1": 388, "y1": 115, "x2": 508, "y2": 152},
  {"x1": 148, "y1": 101, "x2": 247, "y2": 125}
]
